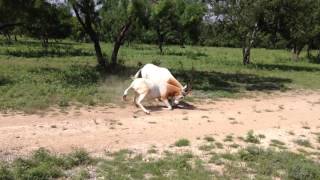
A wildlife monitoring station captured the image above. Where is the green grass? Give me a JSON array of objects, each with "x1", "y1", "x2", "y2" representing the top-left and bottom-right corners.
[
  {"x1": 1, "y1": 38, "x2": 320, "y2": 111},
  {"x1": 174, "y1": 139, "x2": 190, "y2": 147},
  {"x1": 1, "y1": 146, "x2": 320, "y2": 179},
  {"x1": 0, "y1": 148, "x2": 94, "y2": 179}
]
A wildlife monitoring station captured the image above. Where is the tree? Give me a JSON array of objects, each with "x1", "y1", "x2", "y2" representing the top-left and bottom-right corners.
[
  {"x1": 175, "y1": 0, "x2": 205, "y2": 47},
  {"x1": 26, "y1": 1, "x2": 72, "y2": 47},
  {"x1": 68, "y1": 0, "x2": 107, "y2": 69},
  {"x1": 0, "y1": 0, "x2": 32, "y2": 38},
  {"x1": 101, "y1": 0, "x2": 150, "y2": 65},
  {"x1": 264, "y1": 0, "x2": 318, "y2": 60},
  {"x1": 151, "y1": 0, "x2": 178, "y2": 54},
  {"x1": 212, "y1": 0, "x2": 267, "y2": 65}
]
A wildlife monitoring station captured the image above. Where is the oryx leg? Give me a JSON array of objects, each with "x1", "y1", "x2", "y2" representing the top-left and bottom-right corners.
[
  {"x1": 133, "y1": 92, "x2": 139, "y2": 107},
  {"x1": 163, "y1": 99, "x2": 173, "y2": 110},
  {"x1": 136, "y1": 93, "x2": 150, "y2": 114}
]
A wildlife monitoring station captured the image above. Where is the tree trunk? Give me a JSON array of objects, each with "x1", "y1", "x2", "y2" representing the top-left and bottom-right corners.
[
  {"x1": 72, "y1": 5, "x2": 107, "y2": 69},
  {"x1": 93, "y1": 38, "x2": 105, "y2": 68},
  {"x1": 317, "y1": 48, "x2": 320, "y2": 63},
  {"x1": 242, "y1": 47, "x2": 251, "y2": 65},
  {"x1": 179, "y1": 31, "x2": 185, "y2": 48},
  {"x1": 156, "y1": 28, "x2": 164, "y2": 55},
  {"x1": 242, "y1": 23, "x2": 258, "y2": 65},
  {"x1": 307, "y1": 45, "x2": 311, "y2": 58},
  {"x1": 111, "y1": 21, "x2": 132, "y2": 66},
  {"x1": 291, "y1": 45, "x2": 302, "y2": 61},
  {"x1": 14, "y1": 34, "x2": 17, "y2": 42}
]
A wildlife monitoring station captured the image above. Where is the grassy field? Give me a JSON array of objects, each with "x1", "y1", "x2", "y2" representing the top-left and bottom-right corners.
[
  {"x1": 1, "y1": 146, "x2": 319, "y2": 179},
  {"x1": 1, "y1": 38, "x2": 320, "y2": 112}
]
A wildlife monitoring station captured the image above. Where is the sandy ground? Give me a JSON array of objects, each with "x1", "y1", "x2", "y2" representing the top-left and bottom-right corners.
[{"x1": 1, "y1": 91, "x2": 320, "y2": 160}]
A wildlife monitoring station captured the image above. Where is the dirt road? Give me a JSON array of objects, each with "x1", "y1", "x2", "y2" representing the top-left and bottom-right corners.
[{"x1": 1, "y1": 91, "x2": 320, "y2": 159}]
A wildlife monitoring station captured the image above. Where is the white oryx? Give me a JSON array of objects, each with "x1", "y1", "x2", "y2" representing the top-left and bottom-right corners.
[
  {"x1": 134, "y1": 64, "x2": 191, "y2": 96},
  {"x1": 122, "y1": 78, "x2": 185, "y2": 114},
  {"x1": 123, "y1": 64, "x2": 191, "y2": 114}
]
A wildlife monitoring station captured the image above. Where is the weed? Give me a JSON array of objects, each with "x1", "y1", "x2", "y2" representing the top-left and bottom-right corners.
[
  {"x1": 174, "y1": 139, "x2": 190, "y2": 147},
  {"x1": 294, "y1": 139, "x2": 313, "y2": 148},
  {"x1": 199, "y1": 144, "x2": 215, "y2": 151},
  {"x1": 270, "y1": 139, "x2": 286, "y2": 146},
  {"x1": 204, "y1": 136, "x2": 215, "y2": 142},
  {"x1": 147, "y1": 149, "x2": 158, "y2": 154},
  {"x1": 223, "y1": 135, "x2": 234, "y2": 142},
  {"x1": 215, "y1": 142, "x2": 224, "y2": 149},
  {"x1": 244, "y1": 130, "x2": 260, "y2": 144},
  {"x1": 229, "y1": 143, "x2": 240, "y2": 149}
]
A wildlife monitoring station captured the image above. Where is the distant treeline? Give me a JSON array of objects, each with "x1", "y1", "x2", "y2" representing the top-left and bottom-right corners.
[{"x1": 1, "y1": 0, "x2": 319, "y2": 68}]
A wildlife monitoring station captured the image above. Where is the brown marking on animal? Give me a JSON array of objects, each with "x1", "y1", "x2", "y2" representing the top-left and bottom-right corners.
[
  {"x1": 167, "y1": 78, "x2": 183, "y2": 90},
  {"x1": 161, "y1": 84, "x2": 181, "y2": 100}
]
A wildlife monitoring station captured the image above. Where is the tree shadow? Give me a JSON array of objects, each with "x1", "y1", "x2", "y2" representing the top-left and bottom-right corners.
[
  {"x1": 4, "y1": 47, "x2": 94, "y2": 58},
  {"x1": 165, "y1": 50, "x2": 208, "y2": 59},
  {"x1": 110, "y1": 65, "x2": 292, "y2": 93},
  {"x1": 0, "y1": 76, "x2": 12, "y2": 86},
  {"x1": 172, "y1": 69, "x2": 292, "y2": 93},
  {"x1": 27, "y1": 65, "x2": 100, "y2": 87},
  {"x1": 248, "y1": 63, "x2": 320, "y2": 72}
]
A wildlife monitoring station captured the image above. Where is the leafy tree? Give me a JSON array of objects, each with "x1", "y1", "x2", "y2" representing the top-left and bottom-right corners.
[
  {"x1": 26, "y1": 1, "x2": 72, "y2": 47},
  {"x1": 101, "y1": 0, "x2": 150, "y2": 65},
  {"x1": 263, "y1": 0, "x2": 318, "y2": 60},
  {"x1": 175, "y1": 0, "x2": 205, "y2": 47},
  {"x1": 212, "y1": 0, "x2": 267, "y2": 65},
  {"x1": 151, "y1": 0, "x2": 178, "y2": 54}
]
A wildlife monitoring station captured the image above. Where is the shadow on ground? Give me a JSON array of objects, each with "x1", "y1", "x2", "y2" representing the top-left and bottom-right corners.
[
  {"x1": 249, "y1": 63, "x2": 320, "y2": 72},
  {"x1": 172, "y1": 69, "x2": 291, "y2": 93}
]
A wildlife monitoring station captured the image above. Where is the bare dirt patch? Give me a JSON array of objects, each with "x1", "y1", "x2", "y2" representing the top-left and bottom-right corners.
[{"x1": 1, "y1": 91, "x2": 320, "y2": 159}]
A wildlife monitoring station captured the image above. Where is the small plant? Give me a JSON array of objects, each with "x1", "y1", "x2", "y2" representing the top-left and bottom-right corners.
[
  {"x1": 229, "y1": 143, "x2": 240, "y2": 149},
  {"x1": 288, "y1": 131, "x2": 295, "y2": 135},
  {"x1": 258, "y1": 134, "x2": 266, "y2": 139},
  {"x1": 294, "y1": 139, "x2": 313, "y2": 148},
  {"x1": 244, "y1": 130, "x2": 260, "y2": 144},
  {"x1": 270, "y1": 139, "x2": 285, "y2": 146},
  {"x1": 223, "y1": 135, "x2": 233, "y2": 142},
  {"x1": 199, "y1": 144, "x2": 215, "y2": 151},
  {"x1": 204, "y1": 136, "x2": 215, "y2": 142},
  {"x1": 174, "y1": 139, "x2": 190, "y2": 147},
  {"x1": 147, "y1": 149, "x2": 157, "y2": 154},
  {"x1": 73, "y1": 168, "x2": 90, "y2": 180},
  {"x1": 209, "y1": 154, "x2": 223, "y2": 165},
  {"x1": 215, "y1": 142, "x2": 224, "y2": 149}
]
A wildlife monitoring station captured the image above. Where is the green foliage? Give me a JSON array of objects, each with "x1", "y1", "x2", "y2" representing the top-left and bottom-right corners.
[
  {"x1": 101, "y1": 0, "x2": 150, "y2": 42},
  {"x1": 174, "y1": 139, "x2": 190, "y2": 147}
]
